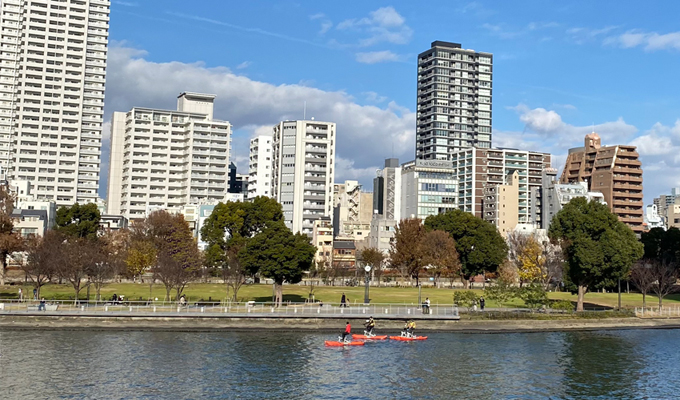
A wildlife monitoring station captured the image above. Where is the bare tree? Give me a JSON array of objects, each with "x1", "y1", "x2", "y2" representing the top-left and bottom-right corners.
[
  {"x1": 650, "y1": 261, "x2": 678, "y2": 309},
  {"x1": 87, "y1": 230, "x2": 127, "y2": 301},
  {"x1": 542, "y1": 241, "x2": 564, "y2": 290},
  {"x1": 630, "y1": 261, "x2": 655, "y2": 309},
  {"x1": 58, "y1": 238, "x2": 99, "y2": 304},
  {"x1": 222, "y1": 244, "x2": 247, "y2": 302},
  {"x1": 22, "y1": 231, "x2": 64, "y2": 299}
]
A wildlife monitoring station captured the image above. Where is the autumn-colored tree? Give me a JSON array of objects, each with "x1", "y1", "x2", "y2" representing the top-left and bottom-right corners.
[
  {"x1": 517, "y1": 235, "x2": 546, "y2": 285},
  {"x1": 359, "y1": 247, "x2": 385, "y2": 286},
  {"x1": 57, "y1": 238, "x2": 99, "y2": 304},
  {"x1": 389, "y1": 218, "x2": 426, "y2": 285},
  {"x1": 126, "y1": 239, "x2": 156, "y2": 282},
  {"x1": 0, "y1": 185, "x2": 23, "y2": 285},
  {"x1": 422, "y1": 230, "x2": 461, "y2": 287},
  {"x1": 139, "y1": 211, "x2": 202, "y2": 301},
  {"x1": 88, "y1": 229, "x2": 127, "y2": 301}
]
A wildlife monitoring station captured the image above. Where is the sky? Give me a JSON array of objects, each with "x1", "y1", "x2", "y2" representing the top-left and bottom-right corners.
[{"x1": 102, "y1": 0, "x2": 680, "y2": 205}]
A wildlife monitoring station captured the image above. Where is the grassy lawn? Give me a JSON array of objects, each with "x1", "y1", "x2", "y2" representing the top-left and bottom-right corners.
[{"x1": 2, "y1": 282, "x2": 678, "y2": 309}]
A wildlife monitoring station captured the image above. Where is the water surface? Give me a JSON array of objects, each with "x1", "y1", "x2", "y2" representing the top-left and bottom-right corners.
[{"x1": 0, "y1": 328, "x2": 678, "y2": 399}]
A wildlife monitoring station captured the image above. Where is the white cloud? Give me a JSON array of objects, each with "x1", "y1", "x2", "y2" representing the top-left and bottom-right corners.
[
  {"x1": 362, "y1": 91, "x2": 388, "y2": 103},
  {"x1": 511, "y1": 103, "x2": 637, "y2": 144},
  {"x1": 355, "y1": 50, "x2": 401, "y2": 64},
  {"x1": 310, "y1": 13, "x2": 333, "y2": 34},
  {"x1": 337, "y1": 6, "x2": 413, "y2": 47},
  {"x1": 101, "y1": 44, "x2": 415, "y2": 196},
  {"x1": 113, "y1": 1, "x2": 137, "y2": 6},
  {"x1": 236, "y1": 61, "x2": 251, "y2": 69},
  {"x1": 567, "y1": 26, "x2": 619, "y2": 44},
  {"x1": 604, "y1": 30, "x2": 680, "y2": 51},
  {"x1": 483, "y1": 22, "x2": 560, "y2": 40}
]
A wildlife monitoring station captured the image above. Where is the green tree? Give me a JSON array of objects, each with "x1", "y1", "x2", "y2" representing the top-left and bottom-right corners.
[
  {"x1": 485, "y1": 279, "x2": 517, "y2": 308},
  {"x1": 548, "y1": 197, "x2": 643, "y2": 311},
  {"x1": 201, "y1": 197, "x2": 285, "y2": 300},
  {"x1": 641, "y1": 227, "x2": 680, "y2": 265},
  {"x1": 55, "y1": 203, "x2": 101, "y2": 239},
  {"x1": 239, "y1": 223, "x2": 316, "y2": 307},
  {"x1": 518, "y1": 283, "x2": 549, "y2": 311},
  {"x1": 0, "y1": 185, "x2": 23, "y2": 285},
  {"x1": 453, "y1": 290, "x2": 479, "y2": 311},
  {"x1": 389, "y1": 218, "x2": 427, "y2": 285},
  {"x1": 424, "y1": 209, "x2": 507, "y2": 288}
]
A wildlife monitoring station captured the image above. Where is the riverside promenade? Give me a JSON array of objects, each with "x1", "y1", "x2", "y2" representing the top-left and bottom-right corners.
[{"x1": 2, "y1": 302, "x2": 680, "y2": 333}]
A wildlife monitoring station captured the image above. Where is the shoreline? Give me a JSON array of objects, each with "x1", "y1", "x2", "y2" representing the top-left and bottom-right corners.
[{"x1": 2, "y1": 314, "x2": 680, "y2": 333}]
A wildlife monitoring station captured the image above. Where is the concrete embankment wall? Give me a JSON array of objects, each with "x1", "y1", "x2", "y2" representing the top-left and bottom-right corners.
[{"x1": 2, "y1": 314, "x2": 680, "y2": 333}]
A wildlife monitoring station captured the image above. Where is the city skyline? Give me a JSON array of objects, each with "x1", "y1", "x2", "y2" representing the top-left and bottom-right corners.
[{"x1": 101, "y1": 1, "x2": 680, "y2": 204}]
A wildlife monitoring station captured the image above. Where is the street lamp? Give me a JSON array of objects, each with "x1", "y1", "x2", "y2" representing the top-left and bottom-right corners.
[{"x1": 364, "y1": 264, "x2": 372, "y2": 304}]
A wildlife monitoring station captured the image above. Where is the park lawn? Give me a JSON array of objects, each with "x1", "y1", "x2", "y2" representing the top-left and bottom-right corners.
[{"x1": 2, "y1": 282, "x2": 678, "y2": 309}]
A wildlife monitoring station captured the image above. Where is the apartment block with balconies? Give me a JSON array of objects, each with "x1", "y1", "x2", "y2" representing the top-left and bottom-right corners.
[
  {"x1": 560, "y1": 132, "x2": 643, "y2": 233},
  {"x1": 0, "y1": 0, "x2": 110, "y2": 206},
  {"x1": 107, "y1": 93, "x2": 232, "y2": 220},
  {"x1": 416, "y1": 41, "x2": 493, "y2": 161},
  {"x1": 247, "y1": 135, "x2": 272, "y2": 200},
  {"x1": 271, "y1": 120, "x2": 335, "y2": 235}
]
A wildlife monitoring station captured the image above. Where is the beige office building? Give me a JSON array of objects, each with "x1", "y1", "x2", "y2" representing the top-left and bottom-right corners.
[{"x1": 483, "y1": 171, "x2": 520, "y2": 237}]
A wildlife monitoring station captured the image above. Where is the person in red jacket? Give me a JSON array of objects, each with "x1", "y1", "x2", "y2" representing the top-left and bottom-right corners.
[{"x1": 340, "y1": 321, "x2": 351, "y2": 342}]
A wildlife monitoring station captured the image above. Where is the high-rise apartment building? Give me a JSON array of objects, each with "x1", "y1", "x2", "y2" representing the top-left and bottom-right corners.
[
  {"x1": 0, "y1": 0, "x2": 110, "y2": 206},
  {"x1": 271, "y1": 120, "x2": 335, "y2": 235},
  {"x1": 372, "y1": 158, "x2": 401, "y2": 220},
  {"x1": 416, "y1": 41, "x2": 493, "y2": 160},
  {"x1": 560, "y1": 133, "x2": 643, "y2": 233},
  {"x1": 107, "y1": 92, "x2": 232, "y2": 220},
  {"x1": 247, "y1": 135, "x2": 272, "y2": 199}
]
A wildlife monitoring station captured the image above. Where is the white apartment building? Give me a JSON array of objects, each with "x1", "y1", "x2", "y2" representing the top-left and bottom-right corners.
[
  {"x1": 107, "y1": 92, "x2": 232, "y2": 220},
  {"x1": 271, "y1": 120, "x2": 335, "y2": 235},
  {"x1": 247, "y1": 135, "x2": 272, "y2": 199},
  {"x1": 0, "y1": 0, "x2": 110, "y2": 206},
  {"x1": 417, "y1": 41, "x2": 493, "y2": 160}
]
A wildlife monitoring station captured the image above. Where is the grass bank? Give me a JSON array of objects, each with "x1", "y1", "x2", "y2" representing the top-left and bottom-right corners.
[{"x1": 2, "y1": 282, "x2": 677, "y2": 309}]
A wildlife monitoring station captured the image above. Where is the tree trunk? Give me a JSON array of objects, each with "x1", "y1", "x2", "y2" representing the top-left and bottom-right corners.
[
  {"x1": 0, "y1": 253, "x2": 6, "y2": 286},
  {"x1": 462, "y1": 276, "x2": 470, "y2": 289},
  {"x1": 576, "y1": 285, "x2": 586, "y2": 312},
  {"x1": 95, "y1": 284, "x2": 102, "y2": 302},
  {"x1": 275, "y1": 282, "x2": 283, "y2": 307},
  {"x1": 642, "y1": 292, "x2": 646, "y2": 309},
  {"x1": 659, "y1": 295, "x2": 663, "y2": 309},
  {"x1": 165, "y1": 285, "x2": 171, "y2": 302},
  {"x1": 74, "y1": 286, "x2": 81, "y2": 306}
]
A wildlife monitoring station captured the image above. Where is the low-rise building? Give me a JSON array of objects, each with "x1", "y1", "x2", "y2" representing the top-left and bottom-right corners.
[
  {"x1": 333, "y1": 180, "x2": 373, "y2": 242},
  {"x1": 11, "y1": 209, "x2": 49, "y2": 238},
  {"x1": 312, "y1": 217, "x2": 333, "y2": 267},
  {"x1": 332, "y1": 240, "x2": 356, "y2": 270},
  {"x1": 401, "y1": 159, "x2": 458, "y2": 220},
  {"x1": 483, "y1": 171, "x2": 520, "y2": 237},
  {"x1": 644, "y1": 204, "x2": 665, "y2": 231}
]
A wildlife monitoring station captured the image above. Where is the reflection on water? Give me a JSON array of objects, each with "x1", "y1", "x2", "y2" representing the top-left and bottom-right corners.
[{"x1": 0, "y1": 328, "x2": 678, "y2": 399}]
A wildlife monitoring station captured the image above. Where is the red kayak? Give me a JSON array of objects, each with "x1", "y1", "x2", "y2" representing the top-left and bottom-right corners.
[
  {"x1": 325, "y1": 340, "x2": 365, "y2": 347},
  {"x1": 389, "y1": 336, "x2": 428, "y2": 341},
  {"x1": 352, "y1": 335, "x2": 388, "y2": 340}
]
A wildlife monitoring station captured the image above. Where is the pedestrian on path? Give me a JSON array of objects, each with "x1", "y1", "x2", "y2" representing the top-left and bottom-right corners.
[
  {"x1": 340, "y1": 293, "x2": 347, "y2": 308},
  {"x1": 480, "y1": 297, "x2": 485, "y2": 311},
  {"x1": 18, "y1": 288, "x2": 23, "y2": 302},
  {"x1": 38, "y1": 298, "x2": 46, "y2": 311}
]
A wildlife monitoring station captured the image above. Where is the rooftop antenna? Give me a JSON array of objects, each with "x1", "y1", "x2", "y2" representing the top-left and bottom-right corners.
[{"x1": 303, "y1": 101, "x2": 306, "y2": 120}]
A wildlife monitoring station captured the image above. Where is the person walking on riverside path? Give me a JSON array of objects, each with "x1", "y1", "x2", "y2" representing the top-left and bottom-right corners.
[
  {"x1": 340, "y1": 293, "x2": 347, "y2": 308},
  {"x1": 480, "y1": 297, "x2": 486, "y2": 311}
]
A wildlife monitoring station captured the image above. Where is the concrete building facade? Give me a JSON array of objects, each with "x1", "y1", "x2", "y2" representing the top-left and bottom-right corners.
[
  {"x1": 106, "y1": 93, "x2": 232, "y2": 220},
  {"x1": 483, "y1": 171, "x2": 519, "y2": 237},
  {"x1": 332, "y1": 180, "x2": 373, "y2": 242},
  {"x1": 416, "y1": 41, "x2": 493, "y2": 160},
  {"x1": 0, "y1": 0, "x2": 110, "y2": 206},
  {"x1": 271, "y1": 120, "x2": 335, "y2": 235},
  {"x1": 247, "y1": 135, "x2": 272, "y2": 199},
  {"x1": 400, "y1": 159, "x2": 458, "y2": 220},
  {"x1": 644, "y1": 204, "x2": 665, "y2": 231},
  {"x1": 560, "y1": 133, "x2": 643, "y2": 233}
]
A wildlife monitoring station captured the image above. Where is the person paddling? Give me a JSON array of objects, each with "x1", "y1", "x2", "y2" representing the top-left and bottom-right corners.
[
  {"x1": 340, "y1": 321, "x2": 352, "y2": 342},
  {"x1": 364, "y1": 317, "x2": 376, "y2": 336}
]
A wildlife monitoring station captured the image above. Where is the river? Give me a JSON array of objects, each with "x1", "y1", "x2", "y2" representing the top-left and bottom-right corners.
[{"x1": 0, "y1": 328, "x2": 678, "y2": 399}]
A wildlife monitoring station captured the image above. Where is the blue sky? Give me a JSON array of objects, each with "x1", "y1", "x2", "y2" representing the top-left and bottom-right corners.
[{"x1": 103, "y1": 0, "x2": 680, "y2": 204}]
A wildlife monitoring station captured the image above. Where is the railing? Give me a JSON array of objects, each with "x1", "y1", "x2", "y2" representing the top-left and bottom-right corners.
[
  {"x1": 635, "y1": 306, "x2": 680, "y2": 317},
  {"x1": 0, "y1": 299, "x2": 459, "y2": 318}
]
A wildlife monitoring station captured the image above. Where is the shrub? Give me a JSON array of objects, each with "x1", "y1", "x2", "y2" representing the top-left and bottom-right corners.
[
  {"x1": 518, "y1": 283, "x2": 548, "y2": 311},
  {"x1": 453, "y1": 290, "x2": 479, "y2": 311},
  {"x1": 550, "y1": 300, "x2": 575, "y2": 313}
]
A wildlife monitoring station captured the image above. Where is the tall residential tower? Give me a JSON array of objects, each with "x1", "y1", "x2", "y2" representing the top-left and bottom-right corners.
[
  {"x1": 271, "y1": 120, "x2": 335, "y2": 235},
  {"x1": 0, "y1": 0, "x2": 110, "y2": 206},
  {"x1": 416, "y1": 41, "x2": 492, "y2": 160}
]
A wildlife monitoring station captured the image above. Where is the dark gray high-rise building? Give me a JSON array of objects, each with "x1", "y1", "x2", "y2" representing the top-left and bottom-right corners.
[{"x1": 416, "y1": 41, "x2": 493, "y2": 160}]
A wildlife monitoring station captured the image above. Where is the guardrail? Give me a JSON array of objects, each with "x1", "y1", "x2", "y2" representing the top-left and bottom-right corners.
[
  {"x1": 0, "y1": 299, "x2": 459, "y2": 317},
  {"x1": 635, "y1": 306, "x2": 680, "y2": 317}
]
